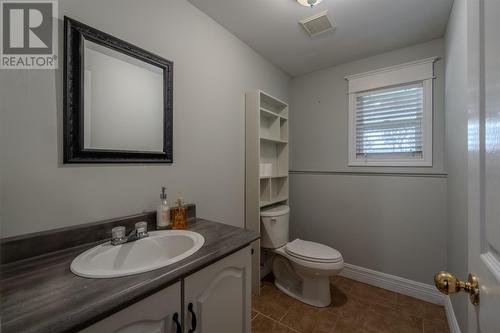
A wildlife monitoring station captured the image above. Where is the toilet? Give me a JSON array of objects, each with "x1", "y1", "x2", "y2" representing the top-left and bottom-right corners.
[{"x1": 260, "y1": 205, "x2": 343, "y2": 307}]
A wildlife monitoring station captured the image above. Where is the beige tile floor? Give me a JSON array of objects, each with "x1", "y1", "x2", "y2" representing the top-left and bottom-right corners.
[{"x1": 252, "y1": 276, "x2": 450, "y2": 333}]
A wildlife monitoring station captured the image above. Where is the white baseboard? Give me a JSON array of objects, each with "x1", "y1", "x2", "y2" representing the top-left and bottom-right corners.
[
  {"x1": 338, "y1": 263, "x2": 465, "y2": 332},
  {"x1": 339, "y1": 263, "x2": 444, "y2": 305},
  {"x1": 444, "y1": 296, "x2": 462, "y2": 333}
]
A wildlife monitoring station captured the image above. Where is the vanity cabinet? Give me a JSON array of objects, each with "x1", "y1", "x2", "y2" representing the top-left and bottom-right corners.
[
  {"x1": 80, "y1": 281, "x2": 182, "y2": 333},
  {"x1": 79, "y1": 246, "x2": 251, "y2": 333},
  {"x1": 184, "y1": 245, "x2": 251, "y2": 333}
]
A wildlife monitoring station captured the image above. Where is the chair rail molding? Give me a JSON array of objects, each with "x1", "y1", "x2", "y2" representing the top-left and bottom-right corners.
[{"x1": 290, "y1": 170, "x2": 448, "y2": 178}]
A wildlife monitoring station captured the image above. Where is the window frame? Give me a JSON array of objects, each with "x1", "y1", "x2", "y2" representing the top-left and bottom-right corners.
[{"x1": 346, "y1": 58, "x2": 436, "y2": 167}]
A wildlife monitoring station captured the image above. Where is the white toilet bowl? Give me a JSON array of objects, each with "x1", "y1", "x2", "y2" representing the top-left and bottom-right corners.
[{"x1": 260, "y1": 205, "x2": 344, "y2": 307}]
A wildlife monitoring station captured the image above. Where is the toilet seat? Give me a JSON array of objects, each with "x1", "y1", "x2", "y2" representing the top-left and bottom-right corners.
[{"x1": 285, "y1": 239, "x2": 342, "y2": 263}]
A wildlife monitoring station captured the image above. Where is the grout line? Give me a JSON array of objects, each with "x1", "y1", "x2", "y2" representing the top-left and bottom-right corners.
[
  {"x1": 252, "y1": 309, "x2": 301, "y2": 333},
  {"x1": 261, "y1": 281, "x2": 296, "y2": 322},
  {"x1": 278, "y1": 303, "x2": 293, "y2": 322},
  {"x1": 279, "y1": 322, "x2": 302, "y2": 333}
]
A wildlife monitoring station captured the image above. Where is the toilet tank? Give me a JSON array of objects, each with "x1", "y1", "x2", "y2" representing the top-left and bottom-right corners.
[{"x1": 260, "y1": 205, "x2": 290, "y2": 249}]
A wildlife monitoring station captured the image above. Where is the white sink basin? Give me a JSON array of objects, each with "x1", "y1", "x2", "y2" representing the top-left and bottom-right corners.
[{"x1": 70, "y1": 230, "x2": 205, "y2": 278}]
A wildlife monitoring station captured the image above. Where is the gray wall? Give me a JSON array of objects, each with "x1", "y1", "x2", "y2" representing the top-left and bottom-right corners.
[
  {"x1": 444, "y1": 0, "x2": 468, "y2": 330},
  {"x1": 290, "y1": 39, "x2": 446, "y2": 174},
  {"x1": 0, "y1": 0, "x2": 290, "y2": 237},
  {"x1": 289, "y1": 39, "x2": 447, "y2": 285}
]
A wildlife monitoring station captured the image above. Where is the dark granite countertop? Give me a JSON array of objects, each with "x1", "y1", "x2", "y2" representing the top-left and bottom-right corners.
[{"x1": 0, "y1": 218, "x2": 259, "y2": 333}]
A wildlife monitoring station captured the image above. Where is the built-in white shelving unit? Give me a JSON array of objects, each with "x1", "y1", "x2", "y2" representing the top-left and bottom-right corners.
[{"x1": 245, "y1": 90, "x2": 289, "y2": 294}]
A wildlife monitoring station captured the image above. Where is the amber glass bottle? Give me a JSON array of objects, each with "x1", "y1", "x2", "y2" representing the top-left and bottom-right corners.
[{"x1": 171, "y1": 196, "x2": 187, "y2": 230}]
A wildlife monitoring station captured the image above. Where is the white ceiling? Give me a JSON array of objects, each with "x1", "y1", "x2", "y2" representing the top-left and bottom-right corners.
[{"x1": 187, "y1": 0, "x2": 453, "y2": 76}]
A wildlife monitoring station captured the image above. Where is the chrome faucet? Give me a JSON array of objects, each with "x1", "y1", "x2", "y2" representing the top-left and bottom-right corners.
[{"x1": 111, "y1": 222, "x2": 149, "y2": 246}]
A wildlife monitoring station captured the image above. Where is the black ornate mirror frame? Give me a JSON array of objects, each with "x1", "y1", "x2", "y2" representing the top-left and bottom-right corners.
[{"x1": 63, "y1": 16, "x2": 173, "y2": 163}]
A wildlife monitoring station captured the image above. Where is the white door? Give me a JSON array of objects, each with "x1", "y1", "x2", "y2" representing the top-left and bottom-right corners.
[
  {"x1": 467, "y1": 0, "x2": 500, "y2": 331},
  {"x1": 183, "y1": 246, "x2": 251, "y2": 333},
  {"x1": 80, "y1": 282, "x2": 182, "y2": 333}
]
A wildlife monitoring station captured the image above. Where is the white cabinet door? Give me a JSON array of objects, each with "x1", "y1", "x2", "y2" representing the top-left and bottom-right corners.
[
  {"x1": 80, "y1": 282, "x2": 182, "y2": 333},
  {"x1": 184, "y1": 246, "x2": 252, "y2": 333}
]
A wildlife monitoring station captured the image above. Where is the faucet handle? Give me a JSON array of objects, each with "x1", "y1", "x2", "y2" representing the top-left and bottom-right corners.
[
  {"x1": 135, "y1": 221, "x2": 148, "y2": 236},
  {"x1": 111, "y1": 226, "x2": 126, "y2": 244}
]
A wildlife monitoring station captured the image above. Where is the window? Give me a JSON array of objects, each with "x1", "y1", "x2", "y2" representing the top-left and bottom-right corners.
[
  {"x1": 346, "y1": 58, "x2": 436, "y2": 166},
  {"x1": 356, "y1": 83, "x2": 424, "y2": 157}
]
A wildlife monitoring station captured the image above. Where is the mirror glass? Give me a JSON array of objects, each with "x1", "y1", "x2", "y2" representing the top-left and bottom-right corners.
[{"x1": 83, "y1": 39, "x2": 164, "y2": 152}]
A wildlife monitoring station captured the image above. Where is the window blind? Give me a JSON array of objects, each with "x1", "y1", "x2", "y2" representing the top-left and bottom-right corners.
[{"x1": 355, "y1": 83, "x2": 424, "y2": 158}]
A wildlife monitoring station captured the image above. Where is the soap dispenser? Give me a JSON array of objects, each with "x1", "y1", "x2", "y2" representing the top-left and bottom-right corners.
[
  {"x1": 156, "y1": 187, "x2": 170, "y2": 230},
  {"x1": 171, "y1": 193, "x2": 187, "y2": 230}
]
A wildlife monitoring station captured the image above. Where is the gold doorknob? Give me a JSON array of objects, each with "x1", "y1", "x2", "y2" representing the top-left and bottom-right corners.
[{"x1": 434, "y1": 271, "x2": 480, "y2": 306}]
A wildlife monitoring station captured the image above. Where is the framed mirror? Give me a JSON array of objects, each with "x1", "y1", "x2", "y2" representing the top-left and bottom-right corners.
[{"x1": 63, "y1": 17, "x2": 173, "y2": 163}]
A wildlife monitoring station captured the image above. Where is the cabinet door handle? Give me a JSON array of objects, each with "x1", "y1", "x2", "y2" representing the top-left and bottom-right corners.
[
  {"x1": 172, "y1": 312, "x2": 182, "y2": 333},
  {"x1": 188, "y1": 303, "x2": 197, "y2": 333}
]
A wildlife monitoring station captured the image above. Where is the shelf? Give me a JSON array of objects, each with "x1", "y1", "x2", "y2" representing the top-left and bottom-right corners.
[
  {"x1": 246, "y1": 89, "x2": 289, "y2": 295},
  {"x1": 271, "y1": 177, "x2": 288, "y2": 200},
  {"x1": 260, "y1": 137, "x2": 288, "y2": 144},
  {"x1": 259, "y1": 174, "x2": 288, "y2": 179},
  {"x1": 260, "y1": 139, "x2": 288, "y2": 177},
  {"x1": 259, "y1": 177, "x2": 288, "y2": 208},
  {"x1": 259, "y1": 109, "x2": 280, "y2": 140},
  {"x1": 260, "y1": 91, "x2": 288, "y2": 118},
  {"x1": 260, "y1": 196, "x2": 288, "y2": 208},
  {"x1": 260, "y1": 107, "x2": 288, "y2": 120}
]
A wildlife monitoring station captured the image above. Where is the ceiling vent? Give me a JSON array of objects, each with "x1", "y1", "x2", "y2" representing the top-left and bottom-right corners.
[{"x1": 299, "y1": 11, "x2": 335, "y2": 37}]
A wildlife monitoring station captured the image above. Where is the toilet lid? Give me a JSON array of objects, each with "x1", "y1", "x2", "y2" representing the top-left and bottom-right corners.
[
  {"x1": 285, "y1": 239, "x2": 342, "y2": 263},
  {"x1": 260, "y1": 205, "x2": 290, "y2": 217}
]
